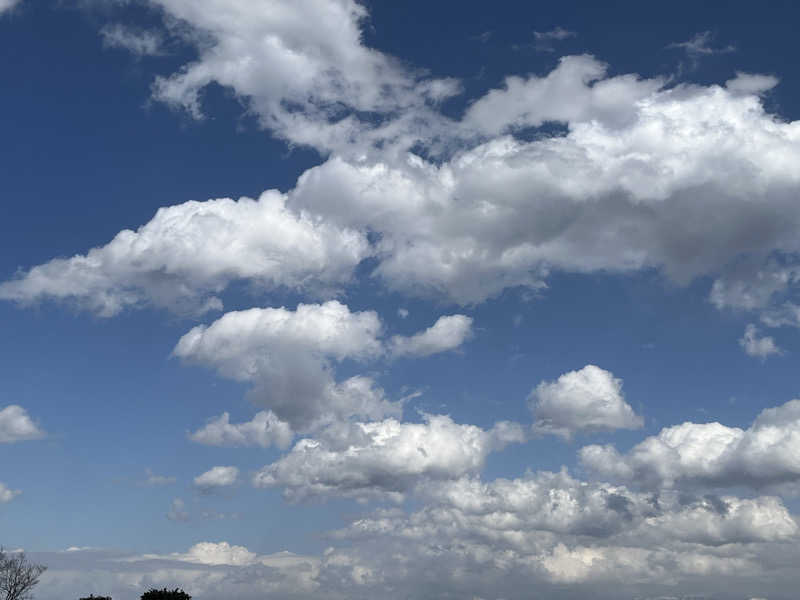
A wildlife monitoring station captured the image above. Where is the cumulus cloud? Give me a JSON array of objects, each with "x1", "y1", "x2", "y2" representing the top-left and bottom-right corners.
[
  {"x1": 253, "y1": 415, "x2": 524, "y2": 502},
  {"x1": 529, "y1": 365, "x2": 643, "y2": 439},
  {"x1": 580, "y1": 398, "x2": 800, "y2": 490},
  {"x1": 389, "y1": 315, "x2": 473, "y2": 358},
  {"x1": 726, "y1": 72, "x2": 780, "y2": 96},
  {"x1": 0, "y1": 192, "x2": 369, "y2": 316},
  {"x1": 0, "y1": 481, "x2": 21, "y2": 503},
  {"x1": 173, "y1": 301, "x2": 397, "y2": 432},
  {"x1": 190, "y1": 411, "x2": 293, "y2": 450},
  {"x1": 193, "y1": 466, "x2": 239, "y2": 491},
  {"x1": 100, "y1": 24, "x2": 165, "y2": 56},
  {"x1": 147, "y1": 0, "x2": 458, "y2": 152},
  {"x1": 7, "y1": 54, "x2": 800, "y2": 314},
  {"x1": 0, "y1": 405, "x2": 44, "y2": 443},
  {"x1": 739, "y1": 324, "x2": 782, "y2": 359}
]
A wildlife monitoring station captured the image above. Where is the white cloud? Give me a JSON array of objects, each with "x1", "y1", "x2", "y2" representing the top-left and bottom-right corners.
[
  {"x1": 0, "y1": 405, "x2": 44, "y2": 443},
  {"x1": 253, "y1": 415, "x2": 524, "y2": 502},
  {"x1": 0, "y1": 481, "x2": 21, "y2": 503},
  {"x1": 726, "y1": 72, "x2": 780, "y2": 95},
  {"x1": 173, "y1": 301, "x2": 397, "y2": 432},
  {"x1": 529, "y1": 365, "x2": 643, "y2": 439},
  {"x1": 389, "y1": 314, "x2": 473, "y2": 358},
  {"x1": 148, "y1": 0, "x2": 458, "y2": 152},
  {"x1": 739, "y1": 324, "x2": 782, "y2": 359},
  {"x1": 190, "y1": 411, "x2": 293, "y2": 450},
  {"x1": 0, "y1": 0, "x2": 21, "y2": 15},
  {"x1": 166, "y1": 498, "x2": 189, "y2": 522},
  {"x1": 100, "y1": 24, "x2": 165, "y2": 56},
  {"x1": 0, "y1": 192, "x2": 369, "y2": 316},
  {"x1": 580, "y1": 398, "x2": 800, "y2": 490},
  {"x1": 193, "y1": 466, "x2": 239, "y2": 491}
]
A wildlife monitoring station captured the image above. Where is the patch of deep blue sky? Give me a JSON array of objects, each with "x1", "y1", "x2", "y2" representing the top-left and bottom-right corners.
[{"x1": 2, "y1": 0, "x2": 800, "y2": 553}]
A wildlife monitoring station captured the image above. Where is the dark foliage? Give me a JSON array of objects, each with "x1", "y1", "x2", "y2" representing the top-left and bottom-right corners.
[
  {"x1": 79, "y1": 595, "x2": 112, "y2": 600},
  {"x1": 140, "y1": 588, "x2": 191, "y2": 600}
]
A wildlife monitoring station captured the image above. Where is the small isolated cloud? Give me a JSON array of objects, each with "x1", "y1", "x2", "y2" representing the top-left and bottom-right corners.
[
  {"x1": 668, "y1": 31, "x2": 735, "y2": 57},
  {"x1": 529, "y1": 365, "x2": 643, "y2": 439},
  {"x1": 397, "y1": 308, "x2": 409, "y2": 319},
  {"x1": 739, "y1": 324, "x2": 782, "y2": 359},
  {"x1": 390, "y1": 315, "x2": 473, "y2": 358},
  {"x1": 100, "y1": 24, "x2": 165, "y2": 57},
  {"x1": 533, "y1": 26, "x2": 576, "y2": 52},
  {"x1": 167, "y1": 498, "x2": 189, "y2": 522},
  {"x1": 0, "y1": 481, "x2": 21, "y2": 503},
  {"x1": 194, "y1": 466, "x2": 239, "y2": 492},
  {"x1": 0, "y1": 405, "x2": 45, "y2": 443},
  {"x1": 144, "y1": 468, "x2": 176, "y2": 486},
  {"x1": 726, "y1": 72, "x2": 779, "y2": 96},
  {"x1": 190, "y1": 411, "x2": 293, "y2": 449}
]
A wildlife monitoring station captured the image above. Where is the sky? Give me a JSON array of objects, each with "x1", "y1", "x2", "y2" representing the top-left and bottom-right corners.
[{"x1": 3, "y1": 1, "x2": 800, "y2": 598}]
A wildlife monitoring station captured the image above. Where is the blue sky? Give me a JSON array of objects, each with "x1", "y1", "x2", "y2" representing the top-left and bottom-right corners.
[{"x1": 3, "y1": 1, "x2": 800, "y2": 599}]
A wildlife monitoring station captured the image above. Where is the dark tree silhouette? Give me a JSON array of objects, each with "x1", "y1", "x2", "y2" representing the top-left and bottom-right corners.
[
  {"x1": 140, "y1": 589, "x2": 191, "y2": 600},
  {"x1": 79, "y1": 595, "x2": 112, "y2": 600},
  {"x1": 0, "y1": 547, "x2": 47, "y2": 600}
]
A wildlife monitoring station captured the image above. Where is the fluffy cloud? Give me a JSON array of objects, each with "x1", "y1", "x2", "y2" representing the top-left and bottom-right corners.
[
  {"x1": 389, "y1": 315, "x2": 473, "y2": 358},
  {"x1": 529, "y1": 365, "x2": 643, "y2": 439},
  {"x1": 739, "y1": 324, "x2": 782, "y2": 359},
  {"x1": 173, "y1": 301, "x2": 396, "y2": 431},
  {"x1": 0, "y1": 405, "x2": 44, "y2": 443},
  {"x1": 0, "y1": 481, "x2": 21, "y2": 503},
  {"x1": 175, "y1": 302, "x2": 471, "y2": 432},
  {"x1": 190, "y1": 411, "x2": 294, "y2": 450},
  {"x1": 0, "y1": 192, "x2": 369, "y2": 316},
  {"x1": 8, "y1": 54, "x2": 800, "y2": 313},
  {"x1": 253, "y1": 415, "x2": 524, "y2": 501},
  {"x1": 193, "y1": 466, "x2": 239, "y2": 491},
  {"x1": 580, "y1": 398, "x2": 800, "y2": 490},
  {"x1": 148, "y1": 0, "x2": 458, "y2": 152}
]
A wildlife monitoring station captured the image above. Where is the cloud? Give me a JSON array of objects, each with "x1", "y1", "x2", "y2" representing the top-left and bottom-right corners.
[
  {"x1": 529, "y1": 365, "x2": 643, "y2": 439},
  {"x1": 0, "y1": 405, "x2": 44, "y2": 443},
  {"x1": 253, "y1": 415, "x2": 524, "y2": 502},
  {"x1": 147, "y1": 0, "x2": 459, "y2": 152},
  {"x1": 533, "y1": 26, "x2": 576, "y2": 52},
  {"x1": 173, "y1": 301, "x2": 397, "y2": 432},
  {"x1": 667, "y1": 31, "x2": 735, "y2": 57},
  {"x1": 193, "y1": 466, "x2": 239, "y2": 491},
  {"x1": 9, "y1": 54, "x2": 800, "y2": 315},
  {"x1": 166, "y1": 498, "x2": 189, "y2": 522},
  {"x1": 0, "y1": 0, "x2": 21, "y2": 15},
  {"x1": 189, "y1": 411, "x2": 293, "y2": 450},
  {"x1": 389, "y1": 315, "x2": 473, "y2": 358},
  {"x1": 580, "y1": 398, "x2": 800, "y2": 490},
  {"x1": 0, "y1": 481, "x2": 21, "y2": 503},
  {"x1": 0, "y1": 192, "x2": 369, "y2": 316},
  {"x1": 739, "y1": 324, "x2": 782, "y2": 359},
  {"x1": 100, "y1": 24, "x2": 165, "y2": 56},
  {"x1": 143, "y1": 469, "x2": 176, "y2": 486},
  {"x1": 726, "y1": 72, "x2": 779, "y2": 96}
]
